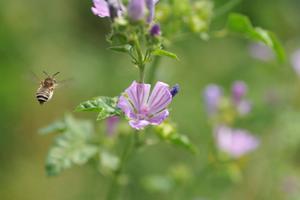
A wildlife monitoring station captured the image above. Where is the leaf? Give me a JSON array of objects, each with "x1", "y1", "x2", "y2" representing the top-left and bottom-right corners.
[
  {"x1": 75, "y1": 96, "x2": 122, "y2": 121},
  {"x1": 142, "y1": 175, "x2": 174, "y2": 193},
  {"x1": 155, "y1": 122, "x2": 196, "y2": 153},
  {"x1": 39, "y1": 120, "x2": 66, "y2": 135},
  {"x1": 227, "y1": 13, "x2": 286, "y2": 62},
  {"x1": 99, "y1": 151, "x2": 120, "y2": 175},
  {"x1": 152, "y1": 49, "x2": 179, "y2": 60},
  {"x1": 169, "y1": 134, "x2": 196, "y2": 153},
  {"x1": 42, "y1": 115, "x2": 99, "y2": 176},
  {"x1": 108, "y1": 44, "x2": 132, "y2": 53}
]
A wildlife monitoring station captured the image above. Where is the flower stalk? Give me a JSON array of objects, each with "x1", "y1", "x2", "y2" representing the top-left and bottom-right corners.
[
  {"x1": 106, "y1": 132, "x2": 137, "y2": 200},
  {"x1": 133, "y1": 36, "x2": 145, "y2": 82}
]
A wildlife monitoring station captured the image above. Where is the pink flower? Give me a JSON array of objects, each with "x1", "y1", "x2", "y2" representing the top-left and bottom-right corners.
[
  {"x1": 249, "y1": 42, "x2": 274, "y2": 61},
  {"x1": 91, "y1": 0, "x2": 110, "y2": 17},
  {"x1": 91, "y1": 0, "x2": 124, "y2": 18},
  {"x1": 117, "y1": 81, "x2": 173, "y2": 130},
  {"x1": 203, "y1": 84, "x2": 223, "y2": 116},
  {"x1": 232, "y1": 81, "x2": 247, "y2": 103},
  {"x1": 215, "y1": 125, "x2": 260, "y2": 158},
  {"x1": 106, "y1": 116, "x2": 120, "y2": 136},
  {"x1": 291, "y1": 49, "x2": 300, "y2": 76}
]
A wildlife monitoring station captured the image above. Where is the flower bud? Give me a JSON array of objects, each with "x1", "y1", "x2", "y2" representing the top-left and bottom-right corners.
[
  {"x1": 128, "y1": 0, "x2": 146, "y2": 21},
  {"x1": 150, "y1": 24, "x2": 161, "y2": 36},
  {"x1": 170, "y1": 84, "x2": 180, "y2": 98},
  {"x1": 231, "y1": 81, "x2": 247, "y2": 103},
  {"x1": 203, "y1": 84, "x2": 223, "y2": 116}
]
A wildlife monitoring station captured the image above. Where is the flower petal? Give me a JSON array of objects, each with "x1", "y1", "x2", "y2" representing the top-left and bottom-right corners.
[
  {"x1": 230, "y1": 129, "x2": 259, "y2": 157},
  {"x1": 92, "y1": 0, "x2": 110, "y2": 17},
  {"x1": 148, "y1": 109, "x2": 169, "y2": 125},
  {"x1": 117, "y1": 95, "x2": 136, "y2": 119},
  {"x1": 126, "y1": 81, "x2": 151, "y2": 112},
  {"x1": 129, "y1": 119, "x2": 150, "y2": 130},
  {"x1": 148, "y1": 81, "x2": 172, "y2": 114},
  {"x1": 128, "y1": 0, "x2": 146, "y2": 21},
  {"x1": 215, "y1": 125, "x2": 259, "y2": 158},
  {"x1": 203, "y1": 84, "x2": 223, "y2": 116},
  {"x1": 236, "y1": 100, "x2": 252, "y2": 116}
]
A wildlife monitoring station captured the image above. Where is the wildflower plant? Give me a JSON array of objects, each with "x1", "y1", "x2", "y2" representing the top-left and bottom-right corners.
[
  {"x1": 39, "y1": 0, "x2": 286, "y2": 199},
  {"x1": 203, "y1": 81, "x2": 260, "y2": 182}
]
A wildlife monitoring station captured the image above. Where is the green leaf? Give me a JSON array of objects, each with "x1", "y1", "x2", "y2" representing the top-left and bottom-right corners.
[
  {"x1": 227, "y1": 13, "x2": 285, "y2": 62},
  {"x1": 108, "y1": 44, "x2": 132, "y2": 53},
  {"x1": 155, "y1": 122, "x2": 196, "y2": 153},
  {"x1": 227, "y1": 13, "x2": 253, "y2": 34},
  {"x1": 99, "y1": 151, "x2": 120, "y2": 175},
  {"x1": 39, "y1": 120, "x2": 66, "y2": 135},
  {"x1": 169, "y1": 134, "x2": 196, "y2": 153},
  {"x1": 142, "y1": 175, "x2": 174, "y2": 193},
  {"x1": 42, "y1": 115, "x2": 99, "y2": 176},
  {"x1": 75, "y1": 96, "x2": 122, "y2": 121},
  {"x1": 152, "y1": 49, "x2": 179, "y2": 60}
]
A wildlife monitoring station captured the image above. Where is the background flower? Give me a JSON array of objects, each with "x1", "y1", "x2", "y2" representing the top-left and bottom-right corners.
[
  {"x1": 91, "y1": 0, "x2": 110, "y2": 17},
  {"x1": 249, "y1": 42, "x2": 274, "y2": 61},
  {"x1": 291, "y1": 49, "x2": 300, "y2": 76},
  {"x1": 106, "y1": 116, "x2": 120, "y2": 136},
  {"x1": 203, "y1": 84, "x2": 223, "y2": 116},
  {"x1": 215, "y1": 125, "x2": 260, "y2": 158},
  {"x1": 128, "y1": 0, "x2": 146, "y2": 21}
]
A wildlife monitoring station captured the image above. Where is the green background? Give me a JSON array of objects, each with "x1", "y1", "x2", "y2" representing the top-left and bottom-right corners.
[{"x1": 1, "y1": 0, "x2": 300, "y2": 199}]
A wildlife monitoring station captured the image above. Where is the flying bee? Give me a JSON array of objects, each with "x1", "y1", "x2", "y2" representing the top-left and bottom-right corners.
[{"x1": 35, "y1": 71, "x2": 60, "y2": 105}]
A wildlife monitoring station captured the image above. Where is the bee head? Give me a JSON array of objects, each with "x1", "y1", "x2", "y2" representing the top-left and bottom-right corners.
[
  {"x1": 44, "y1": 78, "x2": 56, "y2": 87},
  {"x1": 42, "y1": 71, "x2": 59, "y2": 87}
]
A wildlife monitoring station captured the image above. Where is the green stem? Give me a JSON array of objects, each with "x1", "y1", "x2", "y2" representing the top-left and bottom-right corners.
[
  {"x1": 134, "y1": 37, "x2": 145, "y2": 83},
  {"x1": 106, "y1": 132, "x2": 137, "y2": 200},
  {"x1": 213, "y1": 0, "x2": 243, "y2": 19},
  {"x1": 147, "y1": 56, "x2": 161, "y2": 84}
]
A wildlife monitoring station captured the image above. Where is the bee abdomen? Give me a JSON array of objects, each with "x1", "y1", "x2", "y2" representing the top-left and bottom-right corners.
[{"x1": 36, "y1": 89, "x2": 53, "y2": 105}]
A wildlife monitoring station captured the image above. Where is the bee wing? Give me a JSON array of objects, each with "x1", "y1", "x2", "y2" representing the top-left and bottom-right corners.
[
  {"x1": 55, "y1": 78, "x2": 74, "y2": 88},
  {"x1": 23, "y1": 71, "x2": 42, "y2": 84}
]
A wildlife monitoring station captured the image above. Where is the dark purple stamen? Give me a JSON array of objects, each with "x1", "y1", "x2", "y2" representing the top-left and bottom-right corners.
[{"x1": 170, "y1": 84, "x2": 180, "y2": 98}]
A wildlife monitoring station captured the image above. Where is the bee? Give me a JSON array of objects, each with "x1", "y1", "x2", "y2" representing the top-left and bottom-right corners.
[{"x1": 35, "y1": 71, "x2": 60, "y2": 105}]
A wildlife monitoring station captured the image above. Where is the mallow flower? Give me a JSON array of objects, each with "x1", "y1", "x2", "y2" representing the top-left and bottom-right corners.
[
  {"x1": 249, "y1": 42, "x2": 274, "y2": 61},
  {"x1": 231, "y1": 81, "x2": 251, "y2": 116},
  {"x1": 291, "y1": 49, "x2": 300, "y2": 77},
  {"x1": 203, "y1": 84, "x2": 223, "y2": 116},
  {"x1": 128, "y1": 0, "x2": 159, "y2": 22},
  {"x1": 91, "y1": 0, "x2": 124, "y2": 19},
  {"x1": 117, "y1": 81, "x2": 174, "y2": 130},
  {"x1": 106, "y1": 116, "x2": 120, "y2": 136},
  {"x1": 214, "y1": 125, "x2": 260, "y2": 158}
]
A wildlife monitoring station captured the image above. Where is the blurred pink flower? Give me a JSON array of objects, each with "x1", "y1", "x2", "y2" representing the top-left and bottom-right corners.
[
  {"x1": 291, "y1": 49, "x2": 300, "y2": 76},
  {"x1": 231, "y1": 81, "x2": 251, "y2": 116},
  {"x1": 215, "y1": 125, "x2": 260, "y2": 158},
  {"x1": 203, "y1": 84, "x2": 223, "y2": 116},
  {"x1": 106, "y1": 116, "x2": 120, "y2": 136},
  {"x1": 236, "y1": 100, "x2": 252, "y2": 116},
  {"x1": 91, "y1": 0, "x2": 124, "y2": 18},
  {"x1": 249, "y1": 42, "x2": 274, "y2": 61},
  {"x1": 118, "y1": 81, "x2": 173, "y2": 130},
  {"x1": 232, "y1": 81, "x2": 247, "y2": 103},
  {"x1": 128, "y1": 0, "x2": 146, "y2": 21},
  {"x1": 91, "y1": 0, "x2": 110, "y2": 17}
]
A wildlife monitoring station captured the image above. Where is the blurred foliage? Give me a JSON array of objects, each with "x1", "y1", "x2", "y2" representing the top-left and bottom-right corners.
[
  {"x1": 226, "y1": 13, "x2": 286, "y2": 62},
  {"x1": 1, "y1": 0, "x2": 300, "y2": 200},
  {"x1": 39, "y1": 114, "x2": 99, "y2": 176}
]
